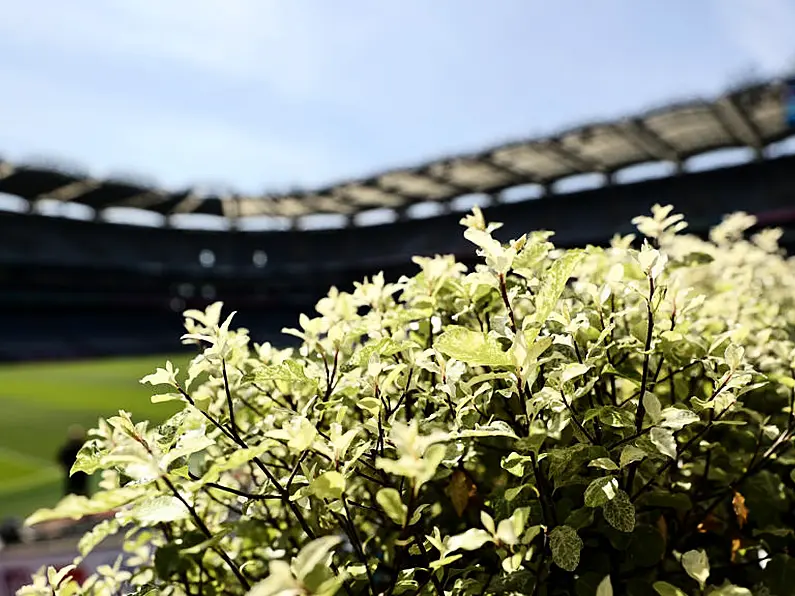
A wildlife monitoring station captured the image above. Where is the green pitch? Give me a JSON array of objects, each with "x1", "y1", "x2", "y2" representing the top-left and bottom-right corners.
[{"x1": 0, "y1": 354, "x2": 187, "y2": 520}]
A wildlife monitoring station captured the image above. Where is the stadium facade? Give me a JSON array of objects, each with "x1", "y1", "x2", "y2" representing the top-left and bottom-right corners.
[{"x1": 1, "y1": 79, "x2": 793, "y2": 361}]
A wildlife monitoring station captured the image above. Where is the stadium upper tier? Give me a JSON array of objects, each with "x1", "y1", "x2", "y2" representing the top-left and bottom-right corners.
[{"x1": 0, "y1": 79, "x2": 792, "y2": 224}]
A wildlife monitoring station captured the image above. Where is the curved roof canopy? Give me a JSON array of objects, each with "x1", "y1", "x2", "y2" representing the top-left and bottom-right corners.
[{"x1": 0, "y1": 79, "x2": 792, "y2": 222}]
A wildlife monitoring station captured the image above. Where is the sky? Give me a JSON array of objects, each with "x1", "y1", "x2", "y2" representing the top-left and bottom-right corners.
[{"x1": 0, "y1": 0, "x2": 794, "y2": 197}]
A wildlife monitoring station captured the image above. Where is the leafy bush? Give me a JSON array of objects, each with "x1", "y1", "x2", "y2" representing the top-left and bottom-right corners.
[{"x1": 20, "y1": 205, "x2": 795, "y2": 596}]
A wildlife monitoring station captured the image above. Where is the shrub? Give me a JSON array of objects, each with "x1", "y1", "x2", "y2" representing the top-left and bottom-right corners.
[{"x1": 20, "y1": 205, "x2": 795, "y2": 596}]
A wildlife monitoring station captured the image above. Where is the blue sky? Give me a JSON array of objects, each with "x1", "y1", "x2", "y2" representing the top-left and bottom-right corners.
[{"x1": 0, "y1": 0, "x2": 793, "y2": 196}]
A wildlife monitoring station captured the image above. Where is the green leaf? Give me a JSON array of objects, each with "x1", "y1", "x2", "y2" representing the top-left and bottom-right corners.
[
  {"x1": 77, "y1": 517, "x2": 121, "y2": 557},
  {"x1": 597, "y1": 406, "x2": 635, "y2": 428},
  {"x1": 589, "y1": 458, "x2": 619, "y2": 471},
  {"x1": 140, "y1": 362, "x2": 178, "y2": 387},
  {"x1": 584, "y1": 477, "x2": 619, "y2": 507},
  {"x1": 481, "y1": 511, "x2": 496, "y2": 534},
  {"x1": 602, "y1": 490, "x2": 635, "y2": 533},
  {"x1": 564, "y1": 507, "x2": 594, "y2": 531},
  {"x1": 311, "y1": 471, "x2": 346, "y2": 500},
  {"x1": 709, "y1": 585, "x2": 752, "y2": 596},
  {"x1": 248, "y1": 560, "x2": 301, "y2": 596},
  {"x1": 619, "y1": 445, "x2": 647, "y2": 468},
  {"x1": 48, "y1": 564, "x2": 77, "y2": 588},
  {"x1": 454, "y1": 421, "x2": 518, "y2": 440},
  {"x1": 292, "y1": 536, "x2": 343, "y2": 582},
  {"x1": 652, "y1": 581, "x2": 687, "y2": 596},
  {"x1": 505, "y1": 485, "x2": 531, "y2": 502},
  {"x1": 643, "y1": 392, "x2": 663, "y2": 424},
  {"x1": 549, "y1": 525, "x2": 583, "y2": 572},
  {"x1": 71, "y1": 441, "x2": 104, "y2": 476},
  {"x1": 681, "y1": 549, "x2": 710, "y2": 589},
  {"x1": 650, "y1": 427, "x2": 677, "y2": 459},
  {"x1": 724, "y1": 343, "x2": 744, "y2": 371},
  {"x1": 268, "y1": 416, "x2": 318, "y2": 452},
  {"x1": 180, "y1": 531, "x2": 230, "y2": 555},
  {"x1": 434, "y1": 325, "x2": 512, "y2": 367},
  {"x1": 161, "y1": 426, "x2": 214, "y2": 469},
  {"x1": 195, "y1": 444, "x2": 269, "y2": 486},
  {"x1": 249, "y1": 360, "x2": 313, "y2": 386},
  {"x1": 496, "y1": 509, "x2": 530, "y2": 546},
  {"x1": 356, "y1": 397, "x2": 381, "y2": 416},
  {"x1": 376, "y1": 488, "x2": 408, "y2": 526},
  {"x1": 561, "y1": 363, "x2": 591, "y2": 385},
  {"x1": 26, "y1": 486, "x2": 146, "y2": 525},
  {"x1": 352, "y1": 337, "x2": 412, "y2": 368},
  {"x1": 447, "y1": 528, "x2": 494, "y2": 553},
  {"x1": 533, "y1": 251, "x2": 585, "y2": 325},
  {"x1": 661, "y1": 407, "x2": 700, "y2": 430},
  {"x1": 151, "y1": 392, "x2": 183, "y2": 404},
  {"x1": 640, "y1": 491, "x2": 692, "y2": 514},
  {"x1": 502, "y1": 452, "x2": 533, "y2": 477},
  {"x1": 125, "y1": 495, "x2": 189, "y2": 525},
  {"x1": 430, "y1": 554, "x2": 463, "y2": 570},
  {"x1": 596, "y1": 575, "x2": 613, "y2": 596}
]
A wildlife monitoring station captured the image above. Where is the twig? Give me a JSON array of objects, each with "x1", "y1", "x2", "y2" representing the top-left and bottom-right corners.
[
  {"x1": 342, "y1": 496, "x2": 376, "y2": 596},
  {"x1": 560, "y1": 390, "x2": 596, "y2": 444},
  {"x1": 499, "y1": 273, "x2": 517, "y2": 333},
  {"x1": 161, "y1": 473, "x2": 250, "y2": 589},
  {"x1": 625, "y1": 276, "x2": 655, "y2": 493},
  {"x1": 222, "y1": 359, "x2": 242, "y2": 443}
]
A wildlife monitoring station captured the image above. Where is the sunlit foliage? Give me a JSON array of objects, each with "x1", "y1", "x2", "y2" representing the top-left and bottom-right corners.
[{"x1": 20, "y1": 205, "x2": 795, "y2": 595}]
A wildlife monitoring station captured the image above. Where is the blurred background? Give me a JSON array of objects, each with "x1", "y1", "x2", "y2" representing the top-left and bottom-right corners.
[{"x1": 0, "y1": 0, "x2": 794, "y2": 582}]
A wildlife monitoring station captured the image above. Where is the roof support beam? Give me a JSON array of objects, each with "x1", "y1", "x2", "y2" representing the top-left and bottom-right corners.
[
  {"x1": 543, "y1": 140, "x2": 603, "y2": 172},
  {"x1": 712, "y1": 98, "x2": 764, "y2": 158},
  {"x1": 172, "y1": 192, "x2": 203, "y2": 214},
  {"x1": 418, "y1": 166, "x2": 477, "y2": 196},
  {"x1": 373, "y1": 179, "x2": 434, "y2": 207},
  {"x1": 617, "y1": 120, "x2": 681, "y2": 164},
  {"x1": 333, "y1": 183, "x2": 406, "y2": 210},
  {"x1": 0, "y1": 162, "x2": 14, "y2": 181},
  {"x1": 121, "y1": 191, "x2": 170, "y2": 209},
  {"x1": 220, "y1": 195, "x2": 240, "y2": 219},
  {"x1": 38, "y1": 179, "x2": 101, "y2": 202},
  {"x1": 482, "y1": 157, "x2": 540, "y2": 184}
]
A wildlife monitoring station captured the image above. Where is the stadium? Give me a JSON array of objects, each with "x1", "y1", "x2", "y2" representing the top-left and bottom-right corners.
[
  {"x1": 1, "y1": 78, "x2": 794, "y2": 363},
  {"x1": 0, "y1": 76, "x2": 794, "y2": 592}
]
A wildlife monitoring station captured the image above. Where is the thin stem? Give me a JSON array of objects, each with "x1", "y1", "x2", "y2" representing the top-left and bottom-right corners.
[
  {"x1": 693, "y1": 429, "x2": 793, "y2": 529},
  {"x1": 342, "y1": 496, "x2": 376, "y2": 596},
  {"x1": 161, "y1": 476, "x2": 250, "y2": 590},
  {"x1": 499, "y1": 273, "x2": 517, "y2": 333},
  {"x1": 617, "y1": 361, "x2": 701, "y2": 407},
  {"x1": 560, "y1": 390, "x2": 596, "y2": 444},
  {"x1": 530, "y1": 451, "x2": 557, "y2": 526},
  {"x1": 222, "y1": 359, "x2": 242, "y2": 443},
  {"x1": 573, "y1": 339, "x2": 603, "y2": 442},
  {"x1": 625, "y1": 276, "x2": 655, "y2": 493},
  {"x1": 215, "y1": 368, "x2": 319, "y2": 541},
  {"x1": 632, "y1": 400, "x2": 734, "y2": 501},
  {"x1": 176, "y1": 385, "x2": 238, "y2": 444},
  {"x1": 251, "y1": 382, "x2": 293, "y2": 411},
  {"x1": 412, "y1": 533, "x2": 444, "y2": 596},
  {"x1": 287, "y1": 451, "x2": 309, "y2": 491}
]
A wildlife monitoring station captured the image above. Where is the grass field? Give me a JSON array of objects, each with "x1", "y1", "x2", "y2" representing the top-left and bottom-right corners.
[{"x1": 0, "y1": 354, "x2": 186, "y2": 520}]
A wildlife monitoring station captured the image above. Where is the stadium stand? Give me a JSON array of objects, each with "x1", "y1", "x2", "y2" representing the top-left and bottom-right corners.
[{"x1": 0, "y1": 79, "x2": 793, "y2": 361}]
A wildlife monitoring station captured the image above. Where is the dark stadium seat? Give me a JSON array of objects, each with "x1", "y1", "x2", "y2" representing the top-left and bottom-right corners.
[{"x1": 1, "y1": 155, "x2": 794, "y2": 361}]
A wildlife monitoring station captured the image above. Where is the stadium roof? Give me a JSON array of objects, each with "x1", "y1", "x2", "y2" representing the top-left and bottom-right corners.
[{"x1": 0, "y1": 79, "x2": 792, "y2": 223}]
